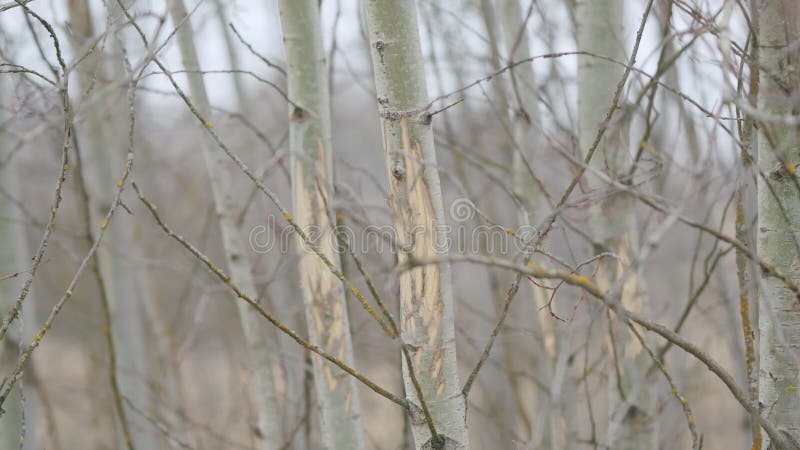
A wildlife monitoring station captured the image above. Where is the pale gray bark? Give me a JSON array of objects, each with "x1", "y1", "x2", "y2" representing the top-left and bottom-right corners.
[
  {"x1": 495, "y1": 2, "x2": 565, "y2": 447},
  {"x1": 757, "y1": 1, "x2": 800, "y2": 447},
  {"x1": 0, "y1": 61, "x2": 35, "y2": 450},
  {"x1": 66, "y1": 2, "x2": 157, "y2": 448},
  {"x1": 576, "y1": 0, "x2": 626, "y2": 211},
  {"x1": 212, "y1": 0, "x2": 248, "y2": 113},
  {"x1": 364, "y1": 1, "x2": 469, "y2": 448},
  {"x1": 496, "y1": 0, "x2": 541, "y2": 224},
  {"x1": 576, "y1": 0, "x2": 657, "y2": 448},
  {"x1": 167, "y1": 1, "x2": 284, "y2": 448},
  {"x1": 0, "y1": 219, "x2": 25, "y2": 450},
  {"x1": 479, "y1": 0, "x2": 508, "y2": 117},
  {"x1": 276, "y1": 1, "x2": 365, "y2": 449}
]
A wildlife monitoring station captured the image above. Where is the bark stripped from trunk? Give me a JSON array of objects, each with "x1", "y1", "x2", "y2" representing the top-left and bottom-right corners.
[
  {"x1": 278, "y1": 1, "x2": 365, "y2": 449},
  {"x1": 364, "y1": 1, "x2": 469, "y2": 448}
]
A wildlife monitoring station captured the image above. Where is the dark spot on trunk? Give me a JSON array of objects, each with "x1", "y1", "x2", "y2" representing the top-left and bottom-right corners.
[
  {"x1": 392, "y1": 166, "x2": 405, "y2": 181},
  {"x1": 292, "y1": 107, "x2": 309, "y2": 122},
  {"x1": 374, "y1": 40, "x2": 386, "y2": 64}
]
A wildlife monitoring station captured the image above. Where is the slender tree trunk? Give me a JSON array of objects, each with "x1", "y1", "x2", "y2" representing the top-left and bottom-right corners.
[
  {"x1": 757, "y1": 1, "x2": 800, "y2": 447},
  {"x1": 364, "y1": 1, "x2": 469, "y2": 448},
  {"x1": 423, "y1": 2, "x2": 522, "y2": 445},
  {"x1": 135, "y1": 266, "x2": 192, "y2": 445},
  {"x1": 66, "y1": 2, "x2": 158, "y2": 448},
  {"x1": 212, "y1": 5, "x2": 300, "y2": 444},
  {"x1": 495, "y1": 2, "x2": 567, "y2": 448},
  {"x1": 0, "y1": 63, "x2": 36, "y2": 450},
  {"x1": 479, "y1": 0, "x2": 508, "y2": 116},
  {"x1": 212, "y1": 0, "x2": 248, "y2": 114},
  {"x1": 276, "y1": 1, "x2": 365, "y2": 449},
  {"x1": 496, "y1": 0, "x2": 541, "y2": 224},
  {"x1": 166, "y1": 2, "x2": 284, "y2": 448},
  {"x1": 737, "y1": 2, "x2": 761, "y2": 444},
  {"x1": 576, "y1": 0, "x2": 626, "y2": 244},
  {"x1": 0, "y1": 212, "x2": 25, "y2": 450},
  {"x1": 472, "y1": 3, "x2": 542, "y2": 443},
  {"x1": 576, "y1": 0, "x2": 657, "y2": 448}
]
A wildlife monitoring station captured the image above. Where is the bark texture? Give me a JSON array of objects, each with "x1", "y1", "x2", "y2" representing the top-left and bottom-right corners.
[
  {"x1": 277, "y1": 1, "x2": 365, "y2": 448},
  {"x1": 167, "y1": 2, "x2": 284, "y2": 448},
  {"x1": 577, "y1": 0, "x2": 657, "y2": 448},
  {"x1": 495, "y1": 2, "x2": 566, "y2": 447},
  {"x1": 757, "y1": 1, "x2": 800, "y2": 447},
  {"x1": 67, "y1": 2, "x2": 157, "y2": 448},
  {"x1": 364, "y1": 1, "x2": 469, "y2": 448},
  {"x1": 0, "y1": 61, "x2": 34, "y2": 450}
]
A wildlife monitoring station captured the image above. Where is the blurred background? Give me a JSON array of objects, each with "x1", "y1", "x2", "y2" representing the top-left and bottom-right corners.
[{"x1": 0, "y1": 0, "x2": 766, "y2": 448}]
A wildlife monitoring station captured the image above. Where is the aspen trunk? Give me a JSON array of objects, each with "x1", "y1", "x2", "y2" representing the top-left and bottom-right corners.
[
  {"x1": 166, "y1": 1, "x2": 284, "y2": 448},
  {"x1": 364, "y1": 1, "x2": 469, "y2": 448},
  {"x1": 757, "y1": 1, "x2": 800, "y2": 447},
  {"x1": 737, "y1": 1, "x2": 761, "y2": 443},
  {"x1": 0, "y1": 204, "x2": 25, "y2": 450},
  {"x1": 496, "y1": 0, "x2": 542, "y2": 224},
  {"x1": 421, "y1": 4, "x2": 519, "y2": 444},
  {"x1": 472, "y1": 3, "x2": 542, "y2": 443},
  {"x1": 212, "y1": 0, "x2": 248, "y2": 114},
  {"x1": 66, "y1": 2, "x2": 157, "y2": 448},
  {"x1": 0, "y1": 61, "x2": 36, "y2": 450},
  {"x1": 494, "y1": 2, "x2": 566, "y2": 447},
  {"x1": 576, "y1": 0, "x2": 657, "y2": 448},
  {"x1": 276, "y1": 1, "x2": 365, "y2": 449},
  {"x1": 576, "y1": 0, "x2": 626, "y2": 243}
]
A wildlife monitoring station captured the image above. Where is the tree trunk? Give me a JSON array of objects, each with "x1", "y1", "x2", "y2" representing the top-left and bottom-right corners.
[
  {"x1": 167, "y1": 2, "x2": 284, "y2": 448},
  {"x1": 576, "y1": 0, "x2": 657, "y2": 448},
  {"x1": 66, "y1": 2, "x2": 158, "y2": 448},
  {"x1": 364, "y1": 1, "x2": 470, "y2": 448},
  {"x1": 276, "y1": 1, "x2": 365, "y2": 449},
  {"x1": 757, "y1": 1, "x2": 800, "y2": 447},
  {"x1": 737, "y1": 1, "x2": 761, "y2": 444},
  {"x1": 0, "y1": 61, "x2": 36, "y2": 450},
  {"x1": 496, "y1": 0, "x2": 542, "y2": 225},
  {"x1": 495, "y1": 2, "x2": 568, "y2": 448},
  {"x1": 212, "y1": 0, "x2": 248, "y2": 114},
  {"x1": 576, "y1": 0, "x2": 626, "y2": 244}
]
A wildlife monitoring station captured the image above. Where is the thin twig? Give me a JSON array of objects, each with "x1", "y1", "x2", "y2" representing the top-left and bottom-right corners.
[
  {"x1": 0, "y1": 0, "x2": 72, "y2": 344},
  {"x1": 405, "y1": 253, "x2": 794, "y2": 448},
  {"x1": 628, "y1": 323, "x2": 699, "y2": 449},
  {"x1": 228, "y1": 23, "x2": 286, "y2": 76},
  {"x1": 132, "y1": 183, "x2": 407, "y2": 409}
]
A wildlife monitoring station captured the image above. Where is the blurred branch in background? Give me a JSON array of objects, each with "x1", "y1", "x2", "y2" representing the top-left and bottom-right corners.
[{"x1": 0, "y1": 0, "x2": 799, "y2": 449}]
